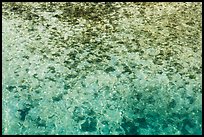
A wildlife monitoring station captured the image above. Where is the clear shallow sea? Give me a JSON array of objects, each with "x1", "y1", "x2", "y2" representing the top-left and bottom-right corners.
[{"x1": 2, "y1": 2, "x2": 202, "y2": 135}]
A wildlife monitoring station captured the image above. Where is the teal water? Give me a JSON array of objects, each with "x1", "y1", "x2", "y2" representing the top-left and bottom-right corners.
[{"x1": 2, "y1": 2, "x2": 202, "y2": 135}]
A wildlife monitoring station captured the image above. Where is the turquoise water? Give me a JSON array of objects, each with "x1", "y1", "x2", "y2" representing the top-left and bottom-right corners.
[{"x1": 2, "y1": 2, "x2": 202, "y2": 135}]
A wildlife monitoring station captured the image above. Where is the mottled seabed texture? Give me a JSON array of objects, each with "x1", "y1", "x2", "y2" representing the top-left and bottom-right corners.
[{"x1": 2, "y1": 2, "x2": 202, "y2": 135}]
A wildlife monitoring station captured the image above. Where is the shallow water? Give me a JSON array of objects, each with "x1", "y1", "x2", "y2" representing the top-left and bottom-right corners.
[{"x1": 2, "y1": 2, "x2": 202, "y2": 135}]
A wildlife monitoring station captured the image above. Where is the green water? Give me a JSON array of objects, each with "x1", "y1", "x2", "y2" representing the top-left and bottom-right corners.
[{"x1": 2, "y1": 2, "x2": 202, "y2": 135}]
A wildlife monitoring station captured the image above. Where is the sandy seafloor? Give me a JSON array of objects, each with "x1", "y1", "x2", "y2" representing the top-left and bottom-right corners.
[{"x1": 2, "y1": 2, "x2": 202, "y2": 135}]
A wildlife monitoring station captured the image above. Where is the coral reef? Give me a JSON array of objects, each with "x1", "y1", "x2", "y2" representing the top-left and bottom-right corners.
[{"x1": 2, "y1": 2, "x2": 202, "y2": 135}]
